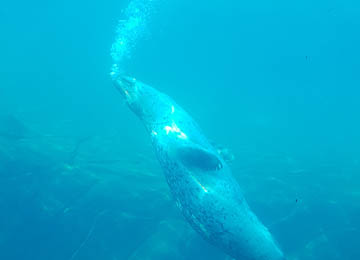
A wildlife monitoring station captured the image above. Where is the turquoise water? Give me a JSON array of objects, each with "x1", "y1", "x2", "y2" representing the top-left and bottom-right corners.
[{"x1": 1, "y1": 0, "x2": 360, "y2": 259}]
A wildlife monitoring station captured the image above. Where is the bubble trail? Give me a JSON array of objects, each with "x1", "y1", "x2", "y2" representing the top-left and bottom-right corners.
[{"x1": 110, "y1": 0, "x2": 158, "y2": 78}]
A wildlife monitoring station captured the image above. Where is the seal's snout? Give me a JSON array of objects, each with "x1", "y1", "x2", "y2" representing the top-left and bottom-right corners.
[
  {"x1": 113, "y1": 75, "x2": 138, "y2": 101},
  {"x1": 119, "y1": 75, "x2": 136, "y2": 87}
]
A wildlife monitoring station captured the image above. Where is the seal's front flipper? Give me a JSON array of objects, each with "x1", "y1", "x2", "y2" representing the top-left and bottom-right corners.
[
  {"x1": 211, "y1": 142, "x2": 235, "y2": 164},
  {"x1": 176, "y1": 146, "x2": 223, "y2": 171}
]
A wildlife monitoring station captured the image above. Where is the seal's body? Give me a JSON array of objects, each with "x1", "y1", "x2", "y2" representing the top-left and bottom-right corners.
[{"x1": 114, "y1": 76, "x2": 285, "y2": 260}]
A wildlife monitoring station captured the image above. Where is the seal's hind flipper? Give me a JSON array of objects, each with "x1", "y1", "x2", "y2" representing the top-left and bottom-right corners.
[{"x1": 176, "y1": 146, "x2": 223, "y2": 171}]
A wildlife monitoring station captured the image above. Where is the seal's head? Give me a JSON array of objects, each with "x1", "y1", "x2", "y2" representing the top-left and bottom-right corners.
[
  {"x1": 114, "y1": 76, "x2": 140, "y2": 105},
  {"x1": 113, "y1": 75, "x2": 175, "y2": 130}
]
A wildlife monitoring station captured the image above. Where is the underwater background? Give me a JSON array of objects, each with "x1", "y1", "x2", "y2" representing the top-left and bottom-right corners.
[{"x1": 0, "y1": 0, "x2": 359, "y2": 259}]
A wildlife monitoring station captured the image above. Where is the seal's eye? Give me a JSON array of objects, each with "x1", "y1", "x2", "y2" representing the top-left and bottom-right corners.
[{"x1": 176, "y1": 146, "x2": 223, "y2": 171}]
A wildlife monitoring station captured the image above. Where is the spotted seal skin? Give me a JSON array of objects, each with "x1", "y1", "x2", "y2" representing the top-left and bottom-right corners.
[{"x1": 114, "y1": 75, "x2": 285, "y2": 260}]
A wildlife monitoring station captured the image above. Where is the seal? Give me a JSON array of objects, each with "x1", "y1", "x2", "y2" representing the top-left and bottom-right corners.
[{"x1": 114, "y1": 75, "x2": 285, "y2": 260}]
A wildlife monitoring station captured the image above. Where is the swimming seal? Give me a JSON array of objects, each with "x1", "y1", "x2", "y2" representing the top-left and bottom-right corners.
[{"x1": 114, "y1": 75, "x2": 285, "y2": 260}]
